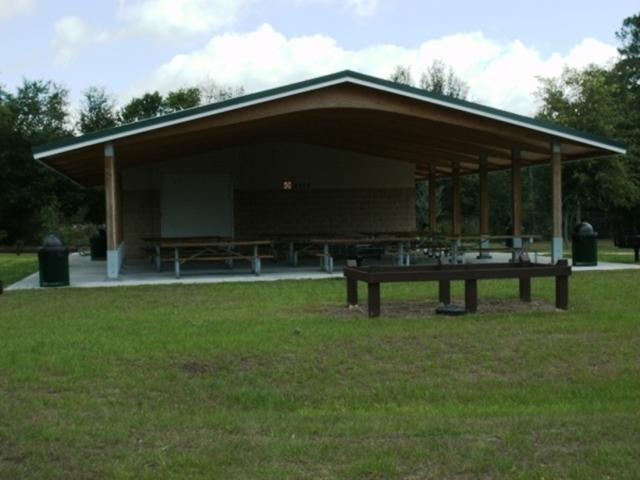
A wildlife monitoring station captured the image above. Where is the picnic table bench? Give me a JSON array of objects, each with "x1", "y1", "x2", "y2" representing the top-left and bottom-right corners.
[
  {"x1": 614, "y1": 235, "x2": 640, "y2": 262},
  {"x1": 344, "y1": 255, "x2": 571, "y2": 318},
  {"x1": 448, "y1": 235, "x2": 542, "y2": 263}
]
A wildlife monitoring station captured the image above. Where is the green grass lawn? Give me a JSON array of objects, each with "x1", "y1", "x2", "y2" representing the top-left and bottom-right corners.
[
  {"x1": 1, "y1": 266, "x2": 639, "y2": 478},
  {"x1": 0, "y1": 253, "x2": 38, "y2": 287}
]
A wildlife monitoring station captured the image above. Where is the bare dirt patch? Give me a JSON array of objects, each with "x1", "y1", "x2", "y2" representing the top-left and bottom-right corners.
[{"x1": 321, "y1": 299, "x2": 558, "y2": 319}]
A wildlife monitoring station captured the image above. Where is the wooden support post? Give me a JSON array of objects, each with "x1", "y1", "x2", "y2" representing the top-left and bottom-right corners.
[
  {"x1": 555, "y1": 259, "x2": 569, "y2": 310},
  {"x1": 347, "y1": 277, "x2": 358, "y2": 306},
  {"x1": 465, "y1": 279, "x2": 478, "y2": 313},
  {"x1": 519, "y1": 278, "x2": 531, "y2": 302},
  {"x1": 429, "y1": 163, "x2": 437, "y2": 232},
  {"x1": 452, "y1": 157, "x2": 461, "y2": 236},
  {"x1": 439, "y1": 280, "x2": 451, "y2": 305},
  {"x1": 479, "y1": 154, "x2": 489, "y2": 236},
  {"x1": 551, "y1": 141, "x2": 563, "y2": 263},
  {"x1": 104, "y1": 143, "x2": 119, "y2": 252},
  {"x1": 519, "y1": 254, "x2": 531, "y2": 302},
  {"x1": 438, "y1": 258, "x2": 451, "y2": 305},
  {"x1": 368, "y1": 282, "x2": 381, "y2": 318},
  {"x1": 104, "y1": 142, "x2": 123, "y2": 280},
  {"x1": 511, "y1": 146, "x2": 522, "y2": 237},
  {"x1": 478, "y1": 153, "x2": 490, "y2": 258}
]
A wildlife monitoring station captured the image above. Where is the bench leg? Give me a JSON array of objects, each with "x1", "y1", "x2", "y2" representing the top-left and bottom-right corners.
[
  {"x1": 368, "y1": 282, "x2": 381, "y2": 318},
  {"x1": 347, "y1": 277, "x2": 358, "y2": 306},
  {"x1": 465, "y1": 279, "x2": 477, "y2": 313},
  {"x1": 439, "y1": 280, "x2": 451, "y2": 305},
  {"x1": 252, "y1": 258, "x2": 261, "y2": 276},
  {"x1": 174, "y1": 248, "x2": 180, "y2": 278},
  {"x1": 519, "y1": 277, "x2": 531, "y2": 302},
  {"x1": 556, "y1": 274, "x2": 569, "y2": 310},
  {"x1": 635, "y1": 248, "x2": 639, "y2": 263}
]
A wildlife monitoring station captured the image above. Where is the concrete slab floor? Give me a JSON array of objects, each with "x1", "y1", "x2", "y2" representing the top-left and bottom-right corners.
[{"x1": 5, "y1": 251, "x2": 640, "y2": 292}]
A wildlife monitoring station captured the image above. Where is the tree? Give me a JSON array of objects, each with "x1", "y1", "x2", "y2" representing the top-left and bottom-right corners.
[
  {"x1": 419, "y1": 59, "x2": 470, "y2": 100},
  {"x1": 535, "y1": 64, "x2": 640, "y2": 236},
  {"x1": 616, "y1": 13, "x2": 640, "y2": 91},
  {"x1": 389, "y1": 65, "x2": 414, "y2": 87},
  {"x1": 197, "y1": 77, "x2": 245, "y2": 104},
  {"x1": 120, "y1": 91, "x2": 165, "y2": 124},
  {"x1": 77, "y1": 86, "x2": 119, "y2": 134},
  {"x1": 389, "y1": 61, "x2": 473, "y2": 230},
  {"x1": 6, "y1": 79, "x2": 73, "y2": 143},
  {"x1": 163, "y1": 87, "x2": 201, "y2": 113},
  {"x1": 0, "y1": 79, "x2": 98, "y2": 244}
]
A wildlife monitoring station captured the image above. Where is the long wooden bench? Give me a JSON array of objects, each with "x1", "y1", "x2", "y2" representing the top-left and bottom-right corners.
[{"x1": 344, "y1": 255, "x2": 571, "y2": 318}]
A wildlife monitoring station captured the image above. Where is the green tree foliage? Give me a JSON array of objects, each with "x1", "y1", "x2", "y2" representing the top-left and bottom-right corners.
[
  {"x1": 0, "y1": 80, "x2": 102, "y2": 244},
  {"x1": 616, "y1": 13, "x2": 640, "y2": 90},
  {"x1": 196, "y1": 77, "x2": 245, "y2": 104},
  {"x1": 120, "y1": 82, "x2": 245, "y2": 123},
  {"x1": 419, "y1": 59, "x2": 470, "y2": 100},
  {"x1": 163, "y1": 87, "x2": 201, "y2": 113},
  {"x1": 7, "y1": 79, "x2": 73, "y2": 143},
  {"x1": 77, "y1": 86, "x2": 119, "y2": 134},
  {"x1": 389, "y1": 61, "x2": 474, "y2": 231},
  {"x1": 389, "y1": 65, "x2": 415, "y2": 87},
  {"x1": 535, "y1": 64, "x2": 640, "y2": 234},
  {"x1": 120, "y1": 91, "x2": 166, "y2": 124}
]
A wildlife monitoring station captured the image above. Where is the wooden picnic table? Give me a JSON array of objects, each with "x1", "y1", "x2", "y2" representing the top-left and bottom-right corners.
[{"x1": 141, "y1": 237, "x2": 272, "y2": 278}]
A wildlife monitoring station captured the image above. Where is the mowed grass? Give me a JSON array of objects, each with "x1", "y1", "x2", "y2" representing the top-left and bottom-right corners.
[
  {"x1": 0, "y1": 253, "x2": 38, "y2": 287},
  {"x1": 1, "y1": 268, "x2": 639, "y2": 479}
]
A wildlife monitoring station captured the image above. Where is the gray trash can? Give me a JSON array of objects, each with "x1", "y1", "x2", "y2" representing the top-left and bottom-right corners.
[
  {"x1": 90, "y1": 228, "x2": 107, "y2": 261},
  {"x1": 572, "y1": 222, "x2": 598, "y2": 267},
  {"x1": 38, "y1": 235, "x2": 70, "y2": 287}
]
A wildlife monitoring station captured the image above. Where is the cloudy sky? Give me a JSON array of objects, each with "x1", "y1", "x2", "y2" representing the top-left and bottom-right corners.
[{"x1": 1, "y1": 0, "x2": 637, "y2": 116}]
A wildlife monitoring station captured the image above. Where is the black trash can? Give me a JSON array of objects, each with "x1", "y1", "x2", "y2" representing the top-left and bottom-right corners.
[
  {"x1": 572, "y1": 222, "x2": 598, "y2": 267},
  {"x1": 89, "y1": 228, "x2": 107, "y2": 261},
  {"x1": 38, "y1": 235, "x2": 70, "y2": 287}
]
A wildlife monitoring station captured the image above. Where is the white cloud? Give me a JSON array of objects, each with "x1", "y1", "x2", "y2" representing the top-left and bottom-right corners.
[
  {"x1": 289, "y1": 0, "x2": 381, "y2": 17},
  {"x1": 51, "y1": 16, "x2": 117, "y2": 67},
  {"x1": 116, "y1": 0, "x2": 252, "y2": 42},
  {"x1": 126, "y1": 25, "x2": 619, "y2": 116},
  {"x1": 345, "y1": 0, "x2": 379, "y2": 16},
  {"x1": 0, "y1": 0, "x2": 36, "y2": 21},
  {"x1": 52, "y1": 0, "x2": 252, "y2": 67}
]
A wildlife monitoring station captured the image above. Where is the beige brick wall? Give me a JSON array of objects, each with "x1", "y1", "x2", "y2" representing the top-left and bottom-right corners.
[
  {"x1": 234, "y1": 188, "x2": 415, "y2": 238},
  {"x1": 123, "y1": 190, "x2": 160, "y2": 259}
]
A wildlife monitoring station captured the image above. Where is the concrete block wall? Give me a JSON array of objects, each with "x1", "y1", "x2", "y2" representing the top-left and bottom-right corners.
[
  {"x1": 123, "y1": 190, "x2": 160, "y2": 259},
  {"x1": 234, "y1": 188, "x2": 415, "y2": 238}
]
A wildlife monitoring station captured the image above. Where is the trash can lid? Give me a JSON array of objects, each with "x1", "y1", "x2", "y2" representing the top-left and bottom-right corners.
[
  {"x1": 42, "y1": 234, "x2": 65, "y2": 247},
  {"x1": 40, "y1": 234, "x2": 68, "y2": 251},
  {"x1": 91, "y1": 228, "x2": 106, "y2": 239},
  {"x1": 573, "y1": 222, "x2": 597, "y2": 236}
]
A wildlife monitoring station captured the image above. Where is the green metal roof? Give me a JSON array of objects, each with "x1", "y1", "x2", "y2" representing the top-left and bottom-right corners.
[{"x1": 33, "y1": 69, "x2": 627, "y2": 159}]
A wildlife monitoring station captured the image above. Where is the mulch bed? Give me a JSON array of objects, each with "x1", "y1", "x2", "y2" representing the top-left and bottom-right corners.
[{"x1": 321, "y1": 299, "x2": 559, "y2": 319}]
